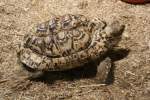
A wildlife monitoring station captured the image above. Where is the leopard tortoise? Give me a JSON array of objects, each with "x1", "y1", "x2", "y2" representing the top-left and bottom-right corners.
[{"x1": 17, "y1": 14, "x2": 125, "y2": 81}]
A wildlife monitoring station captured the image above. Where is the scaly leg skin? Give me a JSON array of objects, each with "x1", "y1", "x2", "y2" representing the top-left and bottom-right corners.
[
  {"x1": 95, "y1": 57, "x2": 112, "y2": 84},
  {"x1": 9, "y1": 61, "x2": 43, "y2": 91},
  {"x1": 17, "y1": 60, "x2": 44, "y2": 79}
]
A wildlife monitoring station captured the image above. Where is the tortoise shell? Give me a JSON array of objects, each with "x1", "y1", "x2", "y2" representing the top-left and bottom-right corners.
[{"x1": 18, "y1": 14, "x2": 124, "y2": 71}]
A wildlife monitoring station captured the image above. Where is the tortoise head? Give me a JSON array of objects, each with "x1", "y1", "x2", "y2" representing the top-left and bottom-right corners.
[{"x1": 103, "y1": 21, "x2": 125, "y2": 48}]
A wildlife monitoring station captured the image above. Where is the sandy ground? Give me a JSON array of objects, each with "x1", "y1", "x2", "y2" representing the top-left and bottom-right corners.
[{"x1": 0, "y1": 0, "x2": 150, "y2": 99}]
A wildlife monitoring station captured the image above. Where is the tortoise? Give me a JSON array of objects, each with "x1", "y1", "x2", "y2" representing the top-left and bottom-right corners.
[{"x1": 17, "y1": 14, "x2": 125, "y2": 81}]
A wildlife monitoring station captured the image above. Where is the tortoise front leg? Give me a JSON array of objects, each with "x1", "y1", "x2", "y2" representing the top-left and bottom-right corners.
[{"x1": 95, "y1": 57, "x2": 112, "y2": 83}]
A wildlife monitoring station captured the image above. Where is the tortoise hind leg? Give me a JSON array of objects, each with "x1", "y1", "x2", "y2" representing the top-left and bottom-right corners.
[
  {"x1": 16, "y1": 60, "x2": 44, "y2": 79},
  {"x1": 95, "y1": 57, "x2": 112, "y2": 84}
]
